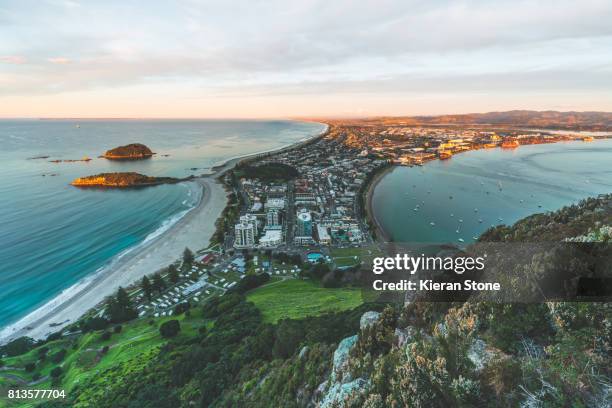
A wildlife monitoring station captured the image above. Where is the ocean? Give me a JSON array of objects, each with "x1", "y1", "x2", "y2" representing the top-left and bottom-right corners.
[
  {"x1": 0, "y1": 119, "x2": 326, "y2": 330},
  {"x1": 372, "y1": 138, "x2": 612, "y2": 244}
]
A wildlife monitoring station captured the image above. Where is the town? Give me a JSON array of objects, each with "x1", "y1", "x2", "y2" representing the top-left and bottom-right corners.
[{"x1": 86, "y1": 120, "x2": 602, "y2": 321}]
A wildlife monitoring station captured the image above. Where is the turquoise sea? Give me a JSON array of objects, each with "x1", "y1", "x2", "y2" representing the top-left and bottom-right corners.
[
  {"x1": 372, "y1": 139, "x2": 612, "y2": 243},
  {"x1": 0, "y1": 120, "x2": 326, "y2": 331}
]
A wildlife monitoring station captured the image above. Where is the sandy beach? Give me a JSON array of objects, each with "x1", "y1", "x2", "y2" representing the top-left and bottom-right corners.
[
  {"x1": 0, "y1": 124, "x2": 328, "y2": 344},
  {"x1": 0, "y1": 177, "x2": 227, "y2": 342}
]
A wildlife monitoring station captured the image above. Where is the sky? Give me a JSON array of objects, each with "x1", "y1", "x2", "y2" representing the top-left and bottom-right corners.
[{"x1": 1, "y1": 0, "x2": 611, "y2": 118}]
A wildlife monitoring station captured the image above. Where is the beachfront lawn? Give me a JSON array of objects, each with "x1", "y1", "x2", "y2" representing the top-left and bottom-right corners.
[{"x1": 246, "y1": 279, "x2": 363, "y2": 323}]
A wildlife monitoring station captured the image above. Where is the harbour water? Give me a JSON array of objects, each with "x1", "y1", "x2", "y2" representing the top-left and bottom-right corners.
[
  {"x1": 371, "y1": 139, "x2": 612, "y2": 243},
  {"x1": 0, "y1": 119, "x2": 326, "y2": 330}
]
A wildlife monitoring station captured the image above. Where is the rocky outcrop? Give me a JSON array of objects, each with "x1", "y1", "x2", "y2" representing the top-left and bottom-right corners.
[
  {"x1": 102, "y1": 143, "x2": 154, "y2": 160},
  {"x1": 319, "y1": 334, "x2": 370, "y2": 408},
  {"x1": 359, "y1": 311, "x2": 380, "y2": 330}
]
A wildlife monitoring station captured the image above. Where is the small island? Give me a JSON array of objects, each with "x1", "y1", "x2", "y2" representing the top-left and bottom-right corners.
[
  {"x1": 71, "y1": 172, "x2": 183, "y2": 188},
  {"x1": 102, "y1": 143, "x2": 154, "y2": 160}
]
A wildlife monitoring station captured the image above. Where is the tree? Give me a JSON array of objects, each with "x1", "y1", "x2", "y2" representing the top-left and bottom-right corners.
[
  {"x1": 50, "y1": 366, "x2": 62, "y2": 378},
  {"x1": 106, "y1": 287, "x2": 138, "y2": 323},
  {"x1": 51, "y1": 349, "x2": 67, "y2": 364},
  {"x1": 152, "y1": 272, "x2": 166, "y2": 293},
  {"x1": 168, "y1": 264, "x2": 180, "y2": 284},
  {"x1": 141, "y1": 275, "x2": 153, "y2": 301},
  {"x1": 25, "y1": 362, "x2": 36, "y2": 372},
  {"x1": 183, "y1": 247, "x2": 194, "y2": 266},
  {"x1": 0, "y1": 337, "x2": 36, "y2": 357},
  {"x1": 159, "y1": 320, "x2": 181, "y2": 338}
]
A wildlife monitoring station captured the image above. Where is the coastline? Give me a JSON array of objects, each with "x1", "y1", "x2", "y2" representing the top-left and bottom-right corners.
[
  {"x1": 364, "y1": 165, "x2": 394, "y2": 243},
  {"x1": 0, "y1": 122, "x2": 329, "y2": 344}
]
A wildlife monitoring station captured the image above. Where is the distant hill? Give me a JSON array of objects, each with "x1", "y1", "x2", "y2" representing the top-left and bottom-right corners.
[{"x1": 323, "y1": 110, "x2": 612, "y2": 131}]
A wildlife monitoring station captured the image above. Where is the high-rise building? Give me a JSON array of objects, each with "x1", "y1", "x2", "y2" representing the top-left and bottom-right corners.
[
  {"x1": 296, "y1": 209, "x2": 312, "y2": 237},
  {"x1": 266, "y1": 209, "x2": 281, "y2": 227},
  {"x1": 234, "y1": 214, "x2": 258, "y2": 248}
]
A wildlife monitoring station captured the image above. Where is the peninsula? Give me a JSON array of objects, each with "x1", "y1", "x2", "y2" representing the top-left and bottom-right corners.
[
  {"x1": 70, "y1": 172, "x2": 182, "y2": 188},
  {"x1": 102, "y1": 143, "x2": 154, "y2": 160}
]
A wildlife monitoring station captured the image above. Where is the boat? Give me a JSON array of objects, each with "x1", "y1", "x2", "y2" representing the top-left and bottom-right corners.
[
  {"x1": 450, "y1": 213, "x2": 454, "y2": 217},
  {"x1": 478, "y1": 219, "x2": 483, "y2": 223},
  {"x1": 582, "y1": 136, "x2": 594, "y2": 142},
  {"x1": 455, "y1": 229, "x2": 460, "y2": 233},
  {"x1": 474, "y1": 208, "x2": 478, "y2": 212},
  {"x1": 458, "y1": 238, "x2": 465, "y2": 243},
  {"x1": 75, "y1": 124, "x2": 80, "y2": 128},
  {"x1": 459, "y1": 219, "x2": 463, "y2": 223},
  {"x1": 430, "y1": 222, "x2": 435, "y2": 226}
]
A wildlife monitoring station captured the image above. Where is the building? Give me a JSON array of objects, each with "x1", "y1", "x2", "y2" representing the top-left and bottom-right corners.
[
  {"x1": 259, "y1": 229, "x2": 282, "y2": 247},
  {"x1": 296, "y1": 209, "x2": 312, "y2": 237},
  {"x1": 266, "y1": 208, "x2": 282, "y2": 227},
  {"x1": 317, "y1": 224, "x2": 331, "y2": 245},
  {"x1": 234, "y1": 214, "x2": 258, "y2": 248},
  {"x1": 265, "y1": 198, "x2": 285, "y2": 210}
]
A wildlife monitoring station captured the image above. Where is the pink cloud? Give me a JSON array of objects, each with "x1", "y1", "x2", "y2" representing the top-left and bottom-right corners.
[
  {"x1": 48, "y1": 57, "x2": 71, "y2": 64},
  {"x1": 0, "y1": 55, "x2": 26, "y2": 64}
]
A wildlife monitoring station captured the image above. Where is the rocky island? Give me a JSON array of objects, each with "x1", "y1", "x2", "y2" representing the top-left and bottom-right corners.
[
  {"x1": 71, "y1": 172, "x2": 184, "y2": 188},
  {"x1": 102, "y1": 143, "x2": 154, "y2": 160}
]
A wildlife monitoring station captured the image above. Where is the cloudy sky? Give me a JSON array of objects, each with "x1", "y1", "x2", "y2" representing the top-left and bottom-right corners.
[{"x1": 1, "y1": 0, "x2": 611, "y2": 118}]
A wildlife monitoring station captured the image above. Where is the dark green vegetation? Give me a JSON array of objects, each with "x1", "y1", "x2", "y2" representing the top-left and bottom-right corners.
[
  {"x1": 236, "y1": 162, "x2": 299, "y2": 181},
  {"x1": 1, "y1": 195, "x2": 610, "y2": 407}
]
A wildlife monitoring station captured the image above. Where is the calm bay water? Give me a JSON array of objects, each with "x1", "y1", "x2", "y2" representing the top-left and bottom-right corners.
[
  {"x1": 0, "y1": 120, "x2": 325, "y2": 330},
  {"x1": 372, "y1": 139, "x2": 612, "y2": 243}
]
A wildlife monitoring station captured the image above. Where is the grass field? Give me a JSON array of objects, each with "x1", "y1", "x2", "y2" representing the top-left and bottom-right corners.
[{"x1": 246, "y1": 279, "x2": 363, "y2": 323}]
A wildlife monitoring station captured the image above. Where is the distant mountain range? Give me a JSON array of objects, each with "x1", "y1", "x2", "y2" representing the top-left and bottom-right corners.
[{"x1": 321, "y1": 110, "x2": 612, "y2": 131}]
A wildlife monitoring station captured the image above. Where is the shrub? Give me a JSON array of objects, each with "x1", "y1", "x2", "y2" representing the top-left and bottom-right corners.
[
  {"x1": 51, "y1": 348, "x2": 67, "y2": 364},
  {"x1": 173, "y1": 302, "x2": 191, "y2": 315},
  {"x1": 24, "y1": 362, "x2": 36, "y2": 372},
  {"x1": 50, "y1": 366, "x2": 62, "y2": 378},
  {"x1": 113, "y1": 325, "x2": 123, "y2": 334},
  {"x1": 160, "y1": 320, "x2": 181, "y2": 338},
  {"x1": 0, "y1": 336, "x2": 36, "y2": 357},
  {"x1": 100, "y1": 331, "x2": 112, "y2": 341}
]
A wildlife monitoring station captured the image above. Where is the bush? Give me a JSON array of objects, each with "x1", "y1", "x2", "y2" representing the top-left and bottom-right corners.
[
  {"x1": 101, "y1": 346, "x2": 109, "y2": 354},
  {"x1": 51, "y1": 349, "x2": 67, "y2": 364},
  {"x1": 80, "y1": 316, "x2": 110, "y2": 332},
  {"x1": 46, "y1": 332, "x2": 62, "y2": 342},
  {"x1": 173, "y1": 302, "x2": 191, "y2": 315},
  {"x1": 160, "y1": 320, "x2": 181, "y2": 338},
  {"x1": 113, "y1": 325, "x2": 123, "y2": 334},
  {"x1": 50, "y1": 366, "x2": 62, "y2": 378},
  {"x1": 0, "y1": 336, "x2": 36, "y2": 357},
  {"x1": 25, "y1": 362, "x2": 36, "y2": 372},
  {"x1": 100, "y1": 331, "x2": 112, "y2": 341}
]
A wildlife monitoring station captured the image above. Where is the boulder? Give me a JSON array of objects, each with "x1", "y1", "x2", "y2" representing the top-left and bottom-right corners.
[
  {"x1": 360, "y1": 311, "x2": 381, "y2": 330},
  {"x1": 331, "y1": 335, "x2": 358, "y2": 383}
]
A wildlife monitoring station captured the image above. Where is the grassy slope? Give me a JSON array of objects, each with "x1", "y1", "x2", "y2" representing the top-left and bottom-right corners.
[
  {"x1": 246, "y1": 279, "x2": 363, "y2": 323},
  {"x1": 0, "y1": 310, "x2": 212, "y2": 408}
]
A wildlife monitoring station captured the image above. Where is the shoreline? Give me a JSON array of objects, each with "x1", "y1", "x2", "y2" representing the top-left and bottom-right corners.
[
  {"x1": 364, "y1": 165, "x2": 394, "y2": 243},
  {"x1": 0, "y1": 122, "x2": 329, "y2": 344},
  {"x1": 363, "y1": 138, "x2": 612, "y2": 246}
]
